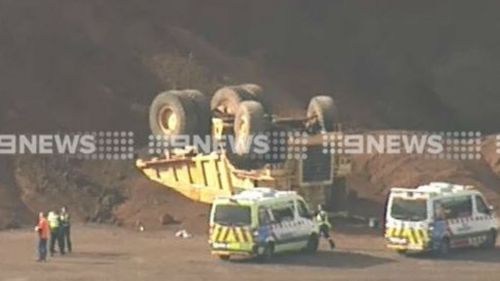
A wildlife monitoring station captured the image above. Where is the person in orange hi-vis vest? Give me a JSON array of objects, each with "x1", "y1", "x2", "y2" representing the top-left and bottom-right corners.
[{"x1": 35, "y1": 212, "x2": 50, "y2": 262}]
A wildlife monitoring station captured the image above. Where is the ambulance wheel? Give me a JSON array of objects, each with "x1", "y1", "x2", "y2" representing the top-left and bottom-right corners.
[
  {"x1": 305, "y1": 234, "x2": 319, "y2": 253},
  {"x1": 218, "y1": 255, "x2": 230, "y2": 261},
  {"x1": 259, "y1": 243, "x2": 274, "y2": 262},
  {"x1": 483, "y1": 230, "x2": 497, "y2": 249},
  {"x1": 434, "y1": 238, "x2": 450, "y2": 257},
  {"x1": 396, "y1": 249, "x2": 408, "y2": 255}
]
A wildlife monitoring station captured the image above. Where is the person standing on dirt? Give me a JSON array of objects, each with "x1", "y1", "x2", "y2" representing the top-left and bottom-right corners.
[
  {"x1": 47, "y1": 210, "x2": 65, "y2": 256},
  {"x1": 60, "y1": 206, "x2": 72, "y2": 253},
  {"x1": 35, "y1": 212, "x2": 50, "y2": 262},
  {"x1": 316, "y1": 204, "x2": 335, "y2": 250}
]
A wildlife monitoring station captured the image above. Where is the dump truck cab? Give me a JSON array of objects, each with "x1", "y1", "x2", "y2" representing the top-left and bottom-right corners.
[{"x1": 209, "y1": 188, "x2": 319, "y2": 260}]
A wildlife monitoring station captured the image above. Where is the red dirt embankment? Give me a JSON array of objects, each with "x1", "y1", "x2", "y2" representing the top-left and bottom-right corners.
[
  {"x1": 0, "y1": 157, "x2": 32, "y2": 228},
  {"x1": 348, "y1": 135, "x2": 500, "y2": 219},
  {"x1": 1, "y1": 1, "x2": 499, "y2": 231}
]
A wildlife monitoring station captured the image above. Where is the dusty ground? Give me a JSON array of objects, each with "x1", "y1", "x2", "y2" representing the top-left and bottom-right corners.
[{"x1": 1, "y1": 225, "x2": 499, "y2": 281}]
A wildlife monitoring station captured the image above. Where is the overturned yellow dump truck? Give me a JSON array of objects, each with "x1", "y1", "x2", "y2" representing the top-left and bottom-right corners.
[{"x1": 136, "y1": 84, "x2": 351, "y2": 209}]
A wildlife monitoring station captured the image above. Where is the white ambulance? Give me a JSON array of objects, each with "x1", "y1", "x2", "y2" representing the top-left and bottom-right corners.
[
  {"x1": 209, "y1": 188, "x2": 319, "y2": 261},
  {"x1": 385, "y1": 182, "x2": 498, "y2": 256}
]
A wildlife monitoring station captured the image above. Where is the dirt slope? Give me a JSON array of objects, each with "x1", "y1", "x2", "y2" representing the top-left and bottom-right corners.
[
  {"x1": 4, "y1": 155, "x2": 209, "y2": 232},
  {"x1": 0, "y1": 1, "x2": 499, "y2": 230},
  {"x1": 482, "y1": 136, "x2": 500, "y2": 177},
  {"x1": 114, "y1": 178, "x2": 210, "y2": 234},
  {"x1": 348, "y1": 137, "x2": 500, "y2": 219},
  {"x1": 2, "y1": 1, "x2": 500, "y2": 132},
  {"x1": 0, "y1": 157, "x2": 32, "y2": 228}
]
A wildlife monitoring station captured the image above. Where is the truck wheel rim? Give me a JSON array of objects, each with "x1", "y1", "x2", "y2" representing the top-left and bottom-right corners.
[
  {"x1": 217, "y1": 100, "x2": 235, "y2": 115},
  {"x1": 236, "y1": 116, "x2": 250, "y2": 153},
  {"x1": 238, "y1": 116, "x2": 250, "y2": 137},
  {"x1": 158, "y1": 107, "x2": 177, "y2": 134}
]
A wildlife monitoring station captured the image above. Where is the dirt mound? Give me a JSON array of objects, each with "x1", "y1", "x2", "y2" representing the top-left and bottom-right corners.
[
  {"x1": 1, "y1": 1, "x2": 500, "y2": 230},
  {"x1": 114, "y1": 177, "x2": 210, "y2": 234},
  {"x1": 12, "y1": 156, "x2": 127, "y2": 225},
  {"x1": 0, "y1": 157, "x2": 32, "y2": 229},
  {"x1": 6, "y1": 155, "x2": 209, "y2": 233},
  {"x1": 482, "y1": 136, "x2": 500, "y2": 177},
  {"x1": 347, "y1": 136, "x2": 500, "y2": 218},
  {"x1": 2, "y1": 1, "x2": 500, "y2": 132}
]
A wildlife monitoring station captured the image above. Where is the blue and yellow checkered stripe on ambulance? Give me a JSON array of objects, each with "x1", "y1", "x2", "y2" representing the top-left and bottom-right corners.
[
  {"x1": 385, "y1": 227, "x2": 430, "y2": 247},
  {"x1": 211, "y1": 225, "x2": 254, "y2": 243}
]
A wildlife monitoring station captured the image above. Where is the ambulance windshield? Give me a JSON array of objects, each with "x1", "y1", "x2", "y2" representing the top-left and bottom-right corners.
[
  {"x1": 390, "y1": 197, "x2": 428, "y2": 221},
  {"x1": 214, "y1": 205, "x2": 251, "y2": 226}
]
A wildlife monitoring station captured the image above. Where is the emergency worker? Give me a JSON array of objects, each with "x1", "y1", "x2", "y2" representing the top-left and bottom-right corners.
[{"x1": 316, "y1": 205, "x2": 335, "y2": 249}]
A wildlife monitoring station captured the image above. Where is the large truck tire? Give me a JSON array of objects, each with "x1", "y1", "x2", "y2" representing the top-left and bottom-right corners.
[
  {"x1": 233, "y1": 100, "x2": 267, "y2": 156},
  {"x1": 175, "y1": 89, "x2": 211, "y2": 137},
  {"x1": 226, "y1": 100, "x2": 268, "y2": 170},
  {"x1": 239, "y1": 83, "x2": 263, "y2": 98},
  {"x1": 149, "y1": 91, "x2": 198, "y2": 138},
  {"x1": 239, "y1": 83, "x2": 272, "y2": 113},
  {"x1": 307, "y1": 96, "x2": 336, "y2": 133},
  {"x1": 210, "y1": 85, "x2": 257, "y2": 116}
]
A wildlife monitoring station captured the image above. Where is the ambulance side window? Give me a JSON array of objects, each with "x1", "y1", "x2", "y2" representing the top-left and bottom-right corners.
[
  {"x1": 271, "y1": 203, "x2": 295, "y2": 223},
  {"x1": 440, "y1": 196, "x2": 472, "y2": 219},
  {"x1": 297, "y1": 200, "x2": 311, "y2": 219},
  {"x1": 259, "y1": 207, "x2": 272, "y2": 226},
  {"x1": 433, "y1": 200, "x2": 447, "y2": 220},
  {"x1": 475, "y1": 196, "x2": 490, "y2": 215}
]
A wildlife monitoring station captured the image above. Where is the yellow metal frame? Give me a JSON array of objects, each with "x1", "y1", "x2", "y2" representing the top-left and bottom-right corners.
[
  {"x1": 136, "y1": 152, "x2": 291, "y2": 204},
  {"x1": 136, "y1": 118, "x2": 352, "y2": 205}
]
